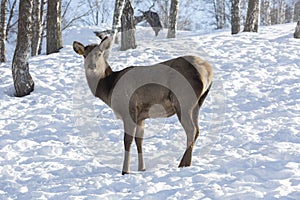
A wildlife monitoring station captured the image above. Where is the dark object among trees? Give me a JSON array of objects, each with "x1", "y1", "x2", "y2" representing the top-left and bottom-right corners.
[
  {"x1": 120, "y1": 0, "x2": 136, "y2": 51},
  {"x1": 294, "y1": 21, "x2": 300, "y2": 39},
  {"x1": 231, "y1": 0, "x2": 241, "y2": 34},
  {"x1": 244, "y1": 0, "x2": 260, "y2": 32},
  {"x1": 99, "y1": 9, "x2": 162, "y2": 39},
  {"x1": 47, "y1": 0, "x2": 63, "y2": 54},
  {"x1": 135, "y1": 10, "x2": 163, "y2": 36},
  {"x1": 0, "y1": 0, "x2": 7, "y2": 62},
  {"x1": 12, "y1": 0, "x2": 34, "y2": 97}
]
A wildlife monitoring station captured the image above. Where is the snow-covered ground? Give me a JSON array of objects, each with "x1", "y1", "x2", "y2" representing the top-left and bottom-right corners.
[{"x1": 0, "y1": 23, "x2": 300, "y2": 199}]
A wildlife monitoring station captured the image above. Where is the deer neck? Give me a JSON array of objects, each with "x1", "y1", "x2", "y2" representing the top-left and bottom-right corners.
[{"x1": 85, "y1": 58, "x2": 113, "y2": 97}]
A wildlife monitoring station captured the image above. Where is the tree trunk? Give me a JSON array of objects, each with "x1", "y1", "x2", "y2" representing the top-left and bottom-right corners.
[
  {"x1": 38, "y1": 0, "x2": 46, "y2": 55},
  {"x1": 46, "y1": 0, "x2": 62, "y2": 54},
  {"x1": 31, "y1": 0, "x2": 42, "y2": 56},
  {"x1": 261, "y1": 0, "x2": 271, "y2": 26},
  {"x1": 12, "y1": 0, "x2": 34, "y2": 97},
  {"x1": 244, "y1": 0, "x2": 260, "y2": 32},
  {"x1": 120, "y1": 0, "x2": 136, "y2": 51},
  {"x1": 278, "y1": 0, "x2": 286, "y2": 24},
  {"x1": 289, "y1": 0, "x2": 295, "y2": 23},
  {"x1": 294, "y1": 21, "x2": 300, "y2": 39},
  {"x1": 219, "y1": 0, "x2": 226, "y2": 29},
  {"x1": 112, "y1": 0, "x2": 126, "y2": 44},
  {"x1": 213, "y1": 0, "x2": 226, "y2": 29},
  {"x1": 5, "y1": 0, "x2": 16, "y2": 39},
  {"x1": 0, "y1": 0, "x2": 7, "y2": 62},
  {"x1": 231, "y1": 0, "x2": 241, "y2": 34},
  {"x1": 167, "y1": 0, "x2": 178, "y2": 38}
]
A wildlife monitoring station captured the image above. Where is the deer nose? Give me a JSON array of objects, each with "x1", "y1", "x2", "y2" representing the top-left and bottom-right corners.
[{"x1": 88, "y1": 64, "x2": 96, "y2": 69}]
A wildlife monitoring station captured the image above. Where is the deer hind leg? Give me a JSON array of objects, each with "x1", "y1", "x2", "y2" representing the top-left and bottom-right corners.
[
  {"x1": 194, "y1": 85, "x2": 211, "y2": 142},
  {"x1": 135, "y1": 120, "x2": 146, "y2": 171},
  {"x1": 122, "y1": 119, "x2": 137, "y2": 175},
  {"x1": 177, "y1": 108, "x2": 198, "y2": 168},
  {"x1": 192, "y1": 106, "x2": 200, "y2": 142}
]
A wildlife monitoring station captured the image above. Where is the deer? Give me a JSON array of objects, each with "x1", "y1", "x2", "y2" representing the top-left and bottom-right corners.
[{"x1": 73, "y1": 35, "x2": 213, "y2": 175}]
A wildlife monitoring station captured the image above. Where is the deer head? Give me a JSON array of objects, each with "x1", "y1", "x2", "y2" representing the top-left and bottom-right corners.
[{"x1": 73, "y1": 37, "x2": 112, "y2": 95}]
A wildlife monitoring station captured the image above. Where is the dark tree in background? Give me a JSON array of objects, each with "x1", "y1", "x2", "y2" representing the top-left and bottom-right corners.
[
  {"x1": 120, "y1": 0, "x2": 136, "y2": 51},
  {"x1": 0, "y1": 0, "x2": 7, "y2": 62},
  {"x1": 12, "y1": 0, "x2": 34, "y2": 97},
  {"x1": 244, "y1": 0, "x2": 260, "y2": 32},
  {"x1": 47, "y1": 0, "x2": 63, "y2": 54},
  {"x1": 167, "y1": 0, "x2": 178, "y2": 38},
  {"x1": 231, "y1": 0, "x2": 241, "y2": 34}
]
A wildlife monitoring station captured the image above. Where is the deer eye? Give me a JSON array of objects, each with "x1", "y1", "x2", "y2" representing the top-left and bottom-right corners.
[{"x1": 96, "y1": 51, "x2": 102, "y2": 57}]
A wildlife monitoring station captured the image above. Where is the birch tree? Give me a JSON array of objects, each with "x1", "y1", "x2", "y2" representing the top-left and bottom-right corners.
[
  {"x1": 278, "y1": 0, "x2": 286, "y2": 24},
  {"x1": 261, "y1": 0, "x2": 271, "y2": 26},
  {"x1": 288, "y1": 0, "x2": 296, "y2": 23},
  {"x1": 231, "y1": 0, "x2": 241, "y2": 34},
  {"x1": 244, "y1": 0, "x2": 260, "y2": 32},
  {"x1": 38, "y1": 0, "x2": 46, "y2": 55},
  {"x1": 294, "y1": 21, "x2": 300, "y2": 39},
  {"x1": 0, "y1": 0, "x2": 7, "y2": 62},
  {"x1": 167, "y1": 0, "x2": 178, "y2": 38},
  {"x1": 46, "y1": 0, "x2": 63, "y2": 54},
  {"x1": 6, "y1": 0, "x2": 17, "y2": 39},
  {"x1": 112, "y1": 0, "x2": 126, "y2": 44},
  {"x1": 31, "y1": 0, "x2": 43, "y2": 56},
  {"x1": 213, "y1": 0, "x2": 226, "y2": 29},
  {"x1": 12, "y1": 0, "x2": 34, "y2": 97}
]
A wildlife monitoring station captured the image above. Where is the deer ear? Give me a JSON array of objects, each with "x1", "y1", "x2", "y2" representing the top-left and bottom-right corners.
[
  {"x1": 73, "y1": 41, "x2": 85, "y2": 56},
  {"x1": 99, "y1": 36, "x2": 111, "y2": 51}
]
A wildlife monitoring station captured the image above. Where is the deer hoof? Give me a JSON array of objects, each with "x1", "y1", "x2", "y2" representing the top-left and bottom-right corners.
[{"x1": 122, "y1": 171, "x2": 130, "y2": 175}]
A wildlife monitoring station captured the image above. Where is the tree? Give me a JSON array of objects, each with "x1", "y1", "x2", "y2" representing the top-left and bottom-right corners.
[
  {"x1": 46, "y1": 0, "x2": 62, "y2": 54},
  {"x1": 213, "y1": 0, "x2": 226, "y2": 29},
  {"x1": 231, "y1": 0, "x2": 241, "y2": 34},
  {"x1": 6, "y1": 0, "x2": 17, "y2": 39},
  {"x1": 167, "y1": 0, "x2": 178, "y2": 38},
  {"x1": 120, "y1": 0, "x2": 136, "y2": 51},
  {"x1": 244, "y1": 0, "x2": 260, "y2": 32},
  {"x1": 294, "y1": 21, "x2": 300, "y2": 39},
  {"x1": 0, "y1": 0, "x2": 7, "y2": 62},
  {"x1": 287, "y1": 0, "x2": 296, "y2": 23},
  {"x1": 112, "y1": 0, "x2": 126, "y2": 44},
  {"x1": 261, "y1": 0, "x2": 271, "y2": 26},
  {"x1": 12, "y1": 0, "x2": 34, "y2": 97},
  {"x1": 38, "y1": 0, "x2": 46, "y2": 55},
  {"x1": 85, "y1": 0, "x2": 110, "y2": 25},
  {"x1": 31, "y1": 0, "x2": 43, "y2": 56},
  {"x1": 278, "y1": 0, "x2": 286, "y2": 24}
]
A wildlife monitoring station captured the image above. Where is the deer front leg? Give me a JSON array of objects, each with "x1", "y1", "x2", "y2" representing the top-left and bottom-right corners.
[
  {"x1": 122, "y1": 120, "x2": 136, "y2": 175},
  {"x1": 135, "y1": 120, "x2": 146, "y2": 171}
]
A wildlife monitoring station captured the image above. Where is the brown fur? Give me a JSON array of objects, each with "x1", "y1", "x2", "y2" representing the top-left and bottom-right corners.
[{"x1": 73, "y1": 37, "x2": 213, "y2": 175}]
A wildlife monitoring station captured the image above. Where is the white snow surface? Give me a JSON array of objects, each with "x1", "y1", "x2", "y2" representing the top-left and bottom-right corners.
[{"x1": 1, "y1": 24, "x2": 300, "y2": 199}]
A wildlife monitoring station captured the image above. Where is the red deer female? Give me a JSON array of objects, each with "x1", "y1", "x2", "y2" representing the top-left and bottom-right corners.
[{"x1": 73, "y1": 36, "x2": 213, "y2": 175}]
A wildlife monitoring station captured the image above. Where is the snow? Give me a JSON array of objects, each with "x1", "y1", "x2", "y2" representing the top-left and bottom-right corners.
[{"x1": 1, "y1": 23, "x2": 300, "y2": 199}]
